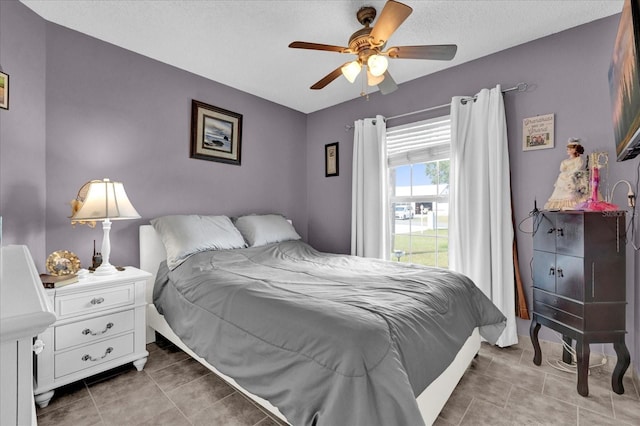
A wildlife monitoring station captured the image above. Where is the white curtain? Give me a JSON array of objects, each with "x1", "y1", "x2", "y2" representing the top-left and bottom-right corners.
[
  {"x1": 351, "y1": 115, "x2": 389, "y2": 258},
  {"x1": 449, "y1": 85, "x2": 518, "y2": 347}
]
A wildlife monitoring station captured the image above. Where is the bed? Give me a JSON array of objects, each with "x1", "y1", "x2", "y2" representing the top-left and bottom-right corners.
[{"x1": 139, "y1": 215, "x2": 506, "y2": 426}]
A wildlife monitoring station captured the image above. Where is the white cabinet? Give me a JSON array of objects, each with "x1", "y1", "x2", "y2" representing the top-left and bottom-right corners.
[
  {"x1": 33, "y1": 267, "x2": 151, "y2": 408},
  {"x1": 1, "y1": 246, "x2": 56, "y2": 426}
]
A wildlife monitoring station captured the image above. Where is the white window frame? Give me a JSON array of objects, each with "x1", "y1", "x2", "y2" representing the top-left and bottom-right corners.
[{"x1": 387, "y1": 116, "x2": 451, "y2": 267}]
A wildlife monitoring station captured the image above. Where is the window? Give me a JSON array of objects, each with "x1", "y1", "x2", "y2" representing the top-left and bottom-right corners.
[{"x1": 387, "y1": 116, "x2": 451, "y2": 268}]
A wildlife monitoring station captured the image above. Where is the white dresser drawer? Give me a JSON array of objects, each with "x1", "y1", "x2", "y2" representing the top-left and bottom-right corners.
[
  {"x1": 54, "y1": 333, "x2": 134, "y2": 378},
  {"x1": 55, "y1": 310, "x2": 135, "y2": 351},
  {"x1": 55, "y1": 284, "x2": 134, "y2": 318}
]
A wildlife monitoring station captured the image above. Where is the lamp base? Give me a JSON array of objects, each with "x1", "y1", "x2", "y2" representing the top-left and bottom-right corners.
[{"x1": 93, "y1": 263, "x2": 118, "y2": 276}]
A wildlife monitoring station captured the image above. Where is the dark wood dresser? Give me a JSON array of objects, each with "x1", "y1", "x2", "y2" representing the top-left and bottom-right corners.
[{"x1": 529, "y1": 210, "x2": 630, "y2": 396}]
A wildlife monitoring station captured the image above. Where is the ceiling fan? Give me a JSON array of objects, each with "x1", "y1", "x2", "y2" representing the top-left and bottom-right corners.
[{"x1": 289, "y1": 0, "x2": 457, "y2": 95}]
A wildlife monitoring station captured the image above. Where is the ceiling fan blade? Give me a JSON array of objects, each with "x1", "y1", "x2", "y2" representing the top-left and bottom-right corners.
[
  {"x1": 378, "y1": 70, "x2": 398, "y2": 95},
  {"x1": 369, "y1": 0, "x2": 413, "y2": 45},
  {"x1": 311, "y1": 64, "x2": 349, "y2": 90},
  {"x1": 289, "y1": 41, "x2": 349, "y2": 53},
  {"x1": 387, "y1": 44, "x2": 458, "y2": 61}
]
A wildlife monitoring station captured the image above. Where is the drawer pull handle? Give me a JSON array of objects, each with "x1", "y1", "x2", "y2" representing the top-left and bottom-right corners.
[
  {"x1": 82, "y1": 347, "x2": 113, "y2": 362},
  {"x1": 556, "y1": 228, "x2": 564, "y2": 237},
  {"x1": 549, "y1": 267, "x2": 555, "y2": 276},
  {"x1": 556, "y1": 268, "x2": 564, "y2": 278},
  {"x1": 547, "y1": 227, "x2": 556, "y2": 234},
  {"x1": 82, "y1": 322, "x2": 114, "y2": 336},
  {"x1": 90, "y1": 297, "x2": 105, "y2": 305}
]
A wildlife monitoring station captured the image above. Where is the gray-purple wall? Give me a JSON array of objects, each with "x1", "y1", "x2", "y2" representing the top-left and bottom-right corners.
[
  {"x1": 0, "y1": 0, "x2": 47, "y2": 264},
  {"x1": 1, "y1": 0, "x2": 637, "y2": 381},
  {"x1": 306, "y1": 14, "x2": 639, "y2": 380},
  {"x1": 1, "y1": 0, "x2": 307, "y2": 272},
  {"x1": 42, "y1": 21, "x2": 308, "y2": 270}
]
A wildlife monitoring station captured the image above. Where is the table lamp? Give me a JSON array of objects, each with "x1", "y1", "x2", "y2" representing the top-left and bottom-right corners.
[{"x1": 70, "y1": 178, "x2": 140, "y2": 275}]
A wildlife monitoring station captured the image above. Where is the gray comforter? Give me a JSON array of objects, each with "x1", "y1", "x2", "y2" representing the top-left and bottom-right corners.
[{"x1": 153, "y1": 241, "x2": 506, "y2": 426}]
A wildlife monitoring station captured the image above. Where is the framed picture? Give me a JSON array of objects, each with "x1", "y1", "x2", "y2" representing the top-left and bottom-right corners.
[
  {"x1": 0, "y1": 72, "x2": 8, "y2": 110},
  {"x1": 325, "y1": 142, "x2": 339, "y2": 177},
  {"x1": 522, "y1": 113, "x2": 554, "y2": 151},
  {"x1": 190, "y1": 99, "x2": 242, "y2": 165}
]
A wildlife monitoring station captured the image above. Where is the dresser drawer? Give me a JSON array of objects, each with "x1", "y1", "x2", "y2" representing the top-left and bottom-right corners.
[
  {"x1": 55, "y1": 284, "x2": 134, "y2": 318},
  {"x1": 533, "y1": 289, "x2": 583, "y2": 318},
  {"x1": 54, "y1": 333, "x2": 134, "y2": 378},
  {"x1": 534, "y1": 302, "x2": 583, "y2": 331},
  {"x1": 55, "y1": 310, "x2": 135, "y2": 351}
]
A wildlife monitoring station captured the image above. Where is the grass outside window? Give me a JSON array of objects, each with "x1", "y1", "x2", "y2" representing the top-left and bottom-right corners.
[{"x1": 393, "y1": 227, "x2": 449, "y2": 268}]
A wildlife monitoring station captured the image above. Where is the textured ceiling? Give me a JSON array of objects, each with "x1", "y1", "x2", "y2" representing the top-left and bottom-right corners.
[{"x1": 21, "y1": 0, "x2": 623, "y2": 113}]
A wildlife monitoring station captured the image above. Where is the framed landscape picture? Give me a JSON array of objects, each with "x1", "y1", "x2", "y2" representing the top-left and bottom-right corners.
[
  {"x1": 0, "y1": 72, "x2": 8, "y2": 110},
  {"x1": 190, "y1": 100, "x2": 242, "y2": 165}
]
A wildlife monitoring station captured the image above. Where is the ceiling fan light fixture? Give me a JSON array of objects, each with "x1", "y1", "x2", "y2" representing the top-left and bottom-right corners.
[
  {"x1": 289, "y1": 0, "x2": 456, "y2": 92},
  {"x1": 341, "y1": 60, "x2": 362, "y2": 83},
  {"x1": 367, "y1": 54, "x2": 388, "y2": 77},
  {"x1": 367, "y1": 69, "x2": 385, "y2": 86}
]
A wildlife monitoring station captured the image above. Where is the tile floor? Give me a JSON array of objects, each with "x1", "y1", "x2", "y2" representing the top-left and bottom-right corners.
[{"x1": 36, "y1": 335, "x2": 640, "y2": 425}]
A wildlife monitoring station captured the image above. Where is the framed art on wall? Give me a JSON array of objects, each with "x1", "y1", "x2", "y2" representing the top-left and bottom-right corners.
[
  {"x1": 190, "y1": 100, "x2": 242, "y2": 165},
  {"x1": 325, "y1": 142, "x2": 339, "y2": 177},
  {"x1": 0, "y1": 71, "x2": 9, "y2": 110},
  {"x1": 522, "y1": 113, "x2": 554, "y2": 151}
]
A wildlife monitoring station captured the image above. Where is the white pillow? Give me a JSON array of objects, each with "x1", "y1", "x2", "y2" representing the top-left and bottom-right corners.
[
  {"x1": 234, "y1": 214, "x2": 301, "y2": 247},
  {"x1": 151, "y1": 215, "x2": 246, "y2": 270}
]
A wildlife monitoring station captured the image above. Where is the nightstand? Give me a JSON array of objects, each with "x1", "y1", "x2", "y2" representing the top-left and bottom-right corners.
[
  {"x1": 529, "y1": 211, "x2": 629, "y2": 397},
  {"x1": 33, "y1": 267, "x2": 151, "y2": 408}
]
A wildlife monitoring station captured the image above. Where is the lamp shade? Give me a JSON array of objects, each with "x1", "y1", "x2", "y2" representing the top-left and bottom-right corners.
[
  {"x1": 367, "y1": 54, "x2": 388, "y2": 77},
  {"x1": 71, "y1": 178, "x2": 140, "y2": 221},
  {"x1": 367, "y1": 69, "x2": 385, "y2": 86},
  {"x1": 341, "y1": 61, "x2": 362, "y2": 83}
]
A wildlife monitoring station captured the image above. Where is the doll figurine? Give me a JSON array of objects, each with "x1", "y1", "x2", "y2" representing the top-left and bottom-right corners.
[{"x1": 544, "y1": 138, "x2": 590, "y2": 210}]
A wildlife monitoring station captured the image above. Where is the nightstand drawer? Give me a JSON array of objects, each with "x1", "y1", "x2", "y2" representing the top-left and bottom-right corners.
[
  {"x1": 533, "y1": 289, "x2": 583, "y2": 318},
  {"x1": 534, "y1": 302, "x2": 583, "y2": 331},
  {"x1": 54, "y1": 333, "x2": 134, "y2": 378},
  {"x1": 55, "y1": 310, "x2": 135, "y2": 350},
  {"x1": 55, "y1": 284, "x2": 134, "y2": 318}
]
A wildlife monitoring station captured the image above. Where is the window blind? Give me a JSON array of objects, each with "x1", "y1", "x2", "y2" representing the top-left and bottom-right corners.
[{"x1": 386, "y1": 116, "x2": 451, "y2": 167}]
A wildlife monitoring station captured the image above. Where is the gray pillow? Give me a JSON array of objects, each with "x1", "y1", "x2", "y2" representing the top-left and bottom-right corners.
[
  {"x1": 234, "y1": 214, "x2": 301, "y2": 247},
  {"x1": 151, "y1": 215, "x2": 246, "y2": 270}
]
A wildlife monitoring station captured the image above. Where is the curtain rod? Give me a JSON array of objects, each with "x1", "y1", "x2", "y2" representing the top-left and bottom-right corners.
[{"x1": 345, "y1": 82, "x2": 528, "y2": 131}]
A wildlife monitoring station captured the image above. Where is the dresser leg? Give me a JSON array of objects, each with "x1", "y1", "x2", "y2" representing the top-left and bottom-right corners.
[
  {"x1": 133, "y1": 356, "x2": 147, "y2": 371},
  {"x1": 529, "y1": 317, "x2": 542, "y2": 366},
  {"x1": 34, "y1": 390, "x2": 55, "y2": 408},
  {"x1": 576, "y1": 341, "x2": 590, "y2": 397},
  {"x1": 612, "y1": 340, "x2": 630, "y2": 394}
]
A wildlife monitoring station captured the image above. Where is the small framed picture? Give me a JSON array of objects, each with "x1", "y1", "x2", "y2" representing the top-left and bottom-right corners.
[
  {"x1": 0, "y1": 72, "x2": 9, "y2": 110},
  {"x1": 190, "y1": 100, "x2": 242, "y2": 165},
  {"x1": 523, "y1": 113, "x2": 554, "y2": 151},
  {"x1": 325, "y1": 142, "x2": 339, "y2": 177}
]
